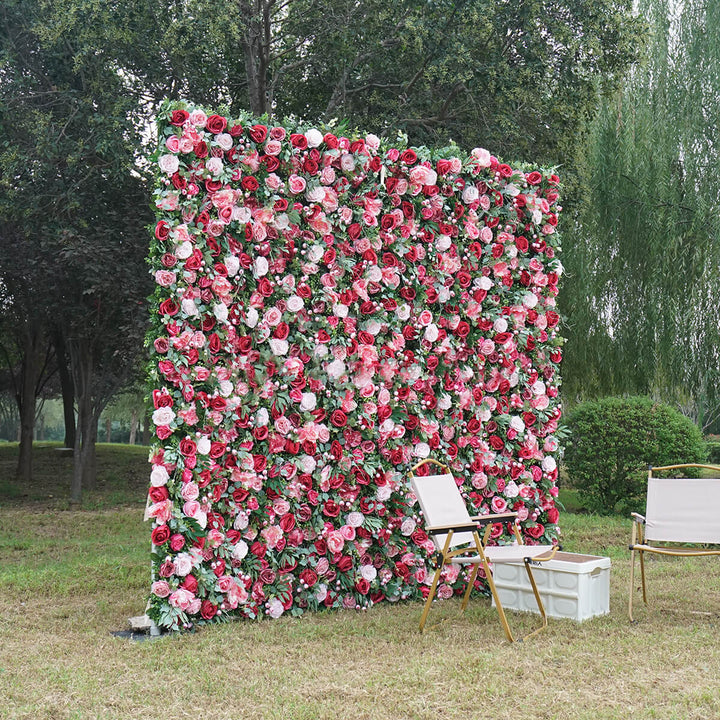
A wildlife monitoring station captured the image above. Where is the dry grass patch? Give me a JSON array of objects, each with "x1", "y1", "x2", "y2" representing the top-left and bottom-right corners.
[{"x1": 1, "y1": 503, "x2": 720, "y2": 719}]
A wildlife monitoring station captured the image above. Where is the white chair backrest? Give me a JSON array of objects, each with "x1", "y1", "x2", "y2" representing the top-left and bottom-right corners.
[
  {"x1": 645, "y1": 477, "x2": 720, "y2": 544},
  {"x1": 410, "y1": 472, "x2": 476, "y2": 550}
]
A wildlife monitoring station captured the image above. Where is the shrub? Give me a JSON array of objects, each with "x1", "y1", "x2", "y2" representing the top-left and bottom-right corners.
[
  {"x1": 565, "y1": 396, "x2": 707, "y2": 514},
  {"x1": 706, "y1": 437, "x2": 720, "y2": 464}
]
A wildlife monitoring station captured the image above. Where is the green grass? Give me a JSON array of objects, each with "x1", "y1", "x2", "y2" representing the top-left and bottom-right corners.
[
  {"x1": 1, "y1": 444, "x2": 720, "y2": 719},
  {"x1": 0, "y1": 442, "x2": 149, "y2": 509}
]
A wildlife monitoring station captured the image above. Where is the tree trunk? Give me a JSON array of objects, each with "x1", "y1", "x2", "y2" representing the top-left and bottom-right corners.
[
  {"x1": 82, "y1": 414, "x2": 98, "y2": 490},
  {"x1": 53, "y1": 328, "x2": 76, "y2": 449},
  {"x1": 142, "y1": 411, "x2": 150, "y2": 445},
  {"x1": 71, "y1": 391, "x2": 91, "y2": 504},
  {"x1": 16, "y1": 326, "x2": 42, "y2": 482},
  {"x1": 129, "y1": 408, "x2": 138, "y2": 445},
  {"x1": 69, "y1": 338, "x2": 94, "y2": 503},
  {"x1": 105, "y1": 416, "x2": 112, "y2": 443}
]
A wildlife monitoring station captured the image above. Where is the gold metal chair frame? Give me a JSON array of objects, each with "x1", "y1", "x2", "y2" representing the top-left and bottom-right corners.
[
  {"x1": 410, "y1": 458, "x2": 559, "y2": 642},
  {"x1": 628, "y1": 463, "x2": 720, "y2": 622}
]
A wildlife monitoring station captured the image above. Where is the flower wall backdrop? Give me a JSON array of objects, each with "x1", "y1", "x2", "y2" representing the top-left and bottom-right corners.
[{"x1": 147, "y1": 101, "x2": 563, "y2": 630}]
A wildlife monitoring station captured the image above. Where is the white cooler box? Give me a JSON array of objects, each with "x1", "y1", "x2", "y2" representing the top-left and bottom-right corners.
[{"x1": 491, "y1": 551, "x2": 611, "y2": 622}]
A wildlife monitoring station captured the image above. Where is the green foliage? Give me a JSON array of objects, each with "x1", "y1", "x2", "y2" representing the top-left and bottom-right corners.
[
  {"x1": 562, "y1": 0, "x2": 720, "y2": 428},
  {"x1": 565, "y1": 396, "x2": 707, "y2": 514},
  {"x1": 707, "y1": 439, "x2": 720, "y2": 465}
]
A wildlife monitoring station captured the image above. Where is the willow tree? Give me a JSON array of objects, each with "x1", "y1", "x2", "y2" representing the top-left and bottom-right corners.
[{"x1": 562, "y1": 0, "x2": 720, "y2": 430}]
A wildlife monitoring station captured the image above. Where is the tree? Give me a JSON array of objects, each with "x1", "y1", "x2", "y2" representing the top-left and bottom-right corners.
[
  {"x1": 562, "y1": 0, "x2": 720, "y2": 429},
  {"x1": 0, "y1": 0, "x2": 152, "y2": 497}
]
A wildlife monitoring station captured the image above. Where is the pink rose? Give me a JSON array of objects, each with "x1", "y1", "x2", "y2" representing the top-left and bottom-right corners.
[
  {"x1": 287, "y1": 174, "x2": 306, "y2": 194},
  {"x1": 151, "y1": 580, "x2": 171, "y2": 598}
]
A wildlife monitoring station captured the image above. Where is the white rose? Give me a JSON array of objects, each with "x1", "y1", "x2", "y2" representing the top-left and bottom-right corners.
[
  {"x1": 542, "y1": 456, "x2": 557, "y2": 473},
  {"x1": 424, "y1": 324, "x2": 439, "y2": 343},
  {"x1": 414, "y1": 442, "x2": 430, "y2": 459},
  {"x1": 436, "y1": 235, "x2": 452, "y2": 251},
  {"x1": 326, "y1": 358, "x2": 346, "y2": 380},
  {"x1": 232, "y1": 540, "x2": 249, "y2": 561},
  {"x1": 225, "y1": 255, "x2": 240, "y2": 277},
  {"x1": 396, "y1": 304, "x2": 411, "y2": 321},
  {"x1": 462, "y1": 185, "x2": 479, "y2": 204},
  {"x1": 269, "y1": 338, "x2": 289, "y2": 356},
  {"x1": 253, "y1": 256, "x2": 269, "y2": 278},
  {"x1": 300, "y1": 392, "x2": 317, "y2": 412},
  {"x1": 286, "y1": 295, "x2": 304, "y2": 312},
  {"x1": 400, "y1": 517, "x2": 417, "y2": 536},
  {"x1": 305, "y1": 128, "x2": 324, "y2": 147},
  {"x1": 158, "y1": 154, "x2": 179, "y2": 175},
  {"x1": 181, "y1": 298, "x2": 199, "y2": 317},
  {"x1": 175, "y1": 241, "x2": 193, "y2": 260},
  {"x1": 150, "y1": 465, "x2": 169, "y2": 487},
  {"x1": 205, "y1": 157, "x2": 223, "y2": 175},
  {"x1": 256, "y1": 408, "x2": 269, "y2": 426},
  {"x1": 215, "y1": 133, "x2": 233, "y2": 150},
  {"x1": 360, "y1": 564, "x2": 377, "y2": 581},
  {"x1": 213, "y1": 303, "x2": 228, "y2": 322},
  {"x1": 197, "y1": 436, "x2": 211, "y2": 454},
  {"x1": 219, "y1": 380, "x2": 233, "y2": 397},
  {"x1": 523, "y1": 292, "x2": 539, "y2": 309},
  {"x1": 152, "y1": 407, "x2": 175, "y2": 426},
  {"x1": 245, "y1": 307, "x2": 259, "y2": 328}
]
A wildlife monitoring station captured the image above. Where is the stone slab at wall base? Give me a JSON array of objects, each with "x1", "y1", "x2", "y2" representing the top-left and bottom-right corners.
[
  {"x1": 491, "y1": 551, "x2": 611, "y2": 622},
  {"x1": 129, "y1": 614, "x2": 161, "y2": 636}
]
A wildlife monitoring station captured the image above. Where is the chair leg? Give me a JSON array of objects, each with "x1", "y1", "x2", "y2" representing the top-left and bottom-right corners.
[
  {"x1": 482, "y1": 558, "x2": 516, "y2": 643},
  {"x1": 461, "y1": 564, "x2": 479, "y2": 612},
  {"x1": 522, "y1": 560, "x2": 549, "y2": 641},
  {"x1": 639, "y1": 549, "x2": 648, "y2": 606},
  {"x1": 628, "y1": 546, "x2": 636, "y2": 622},
  {"x1": 419, "y1": 563, "x2": 444, "y2": 633}
]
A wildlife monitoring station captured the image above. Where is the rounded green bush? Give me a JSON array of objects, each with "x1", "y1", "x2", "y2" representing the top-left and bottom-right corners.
[{"x1": 564, "y1": 396, "x2": 707, "y2": 514}]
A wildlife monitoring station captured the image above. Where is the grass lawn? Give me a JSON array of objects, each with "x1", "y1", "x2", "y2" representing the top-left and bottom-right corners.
[{"x1": 1, "y1": 443, "x2": 719, "y2": 719}]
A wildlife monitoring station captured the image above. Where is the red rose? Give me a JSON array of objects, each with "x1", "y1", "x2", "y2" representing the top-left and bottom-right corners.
[
  {"x1": 158, "y1": 299, "x2": 180, "y2": 317},
  {"x1": 154, "y1": 220, "x2": 171, "y2": 241},
  {"x1": 489, "y1": 435, "x2": 505, "y2": 450},
  {"x1": 323, "y1": 499, "x2": 341, "y2": 517},
  {"x1": 526, "y1": 523, "x2": 545, "y2": 539},
  {"x1": 526, "y1": 171, "x2": 542, "y2": 185},
  {"x1": 179, "y1": 438, "x2": 197, "y2": 456},
  {"x1": 455, "y1": 321, "x2": 470, "y2": 338},
  {"x1": 336, "y1": 555, "x2": 353, "y2": 572},
  {"x1": 355, "y1": 578, "x2": 370, "y2": 595},
  {"x1": 170, "y1": 109, "x2": 189, "y2": 126},
  {"x1": 330, "y1": 410, "x2": 347, "y2": 427},
  {"x1": 290, "y1": 133, "x2": 308, "y2": 149},
  {"x1": 151, "y1": 525, "x2": 171, "y2": 545},
  {"x1": 205, "y1": 114, "x2": 227, "y2": 134},
  {"x1": 300, "y1": 568, "x2": 318, "y2": 587},
  {"x1": 249, "y1": 124, "x2": 268, "y2": 143},
  {"x1": 400, "y1": 149, "x2": 417, "y2": 165},
  {"x1": 242, "y1": 176, "x2": 259, "y2": 192},
  {"x1": 200, "y1": 600, "x2": 217, "y2": 620},
  {"x1": 273, "y1": 322, "x2": 289, "y2": 340},
  {"x1": 181, "y1": 574, "x2": 198, "y2": 593},
  {"x1": 148, "y1": 486, "x2": 169, "y2": 503}
]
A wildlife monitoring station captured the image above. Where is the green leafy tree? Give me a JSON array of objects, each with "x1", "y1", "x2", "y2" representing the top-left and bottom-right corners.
[{"x1": 562, "y1": 0, "x2": 720, "y2": 429}]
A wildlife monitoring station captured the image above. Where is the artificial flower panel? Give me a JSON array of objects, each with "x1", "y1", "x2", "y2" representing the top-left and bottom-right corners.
[{"x1": 147, "y1": 101, "x2": 563, "y2": 630}]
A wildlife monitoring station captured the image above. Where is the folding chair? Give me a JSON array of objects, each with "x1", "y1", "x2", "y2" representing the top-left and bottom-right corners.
[
  {"x1": 628, "y1": 463, "x2": 720, "y2": 621},
  {"x1": 409, "y1": 458, "x2": 559, "y2": 642}
]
